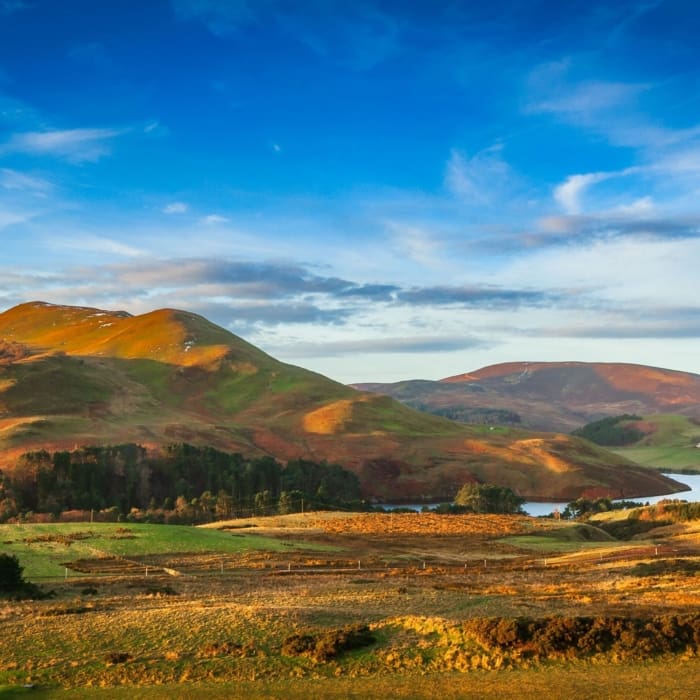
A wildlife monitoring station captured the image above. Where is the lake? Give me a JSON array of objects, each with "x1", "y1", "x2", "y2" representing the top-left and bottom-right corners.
[
  {"x1": 377, "y1": 473, "x2": 700, "y2": 517},
  {"x1": 523, "y1": 472, "x2": 700, "y2": 517}
]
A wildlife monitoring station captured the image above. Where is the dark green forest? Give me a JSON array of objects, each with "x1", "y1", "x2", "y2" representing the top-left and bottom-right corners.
[
  {"x1": 0, "y1": 444, "x2": 363, "y2": 523},
  {"x1": 572, "y1": 414, "x2": 645, "y2": 446}
]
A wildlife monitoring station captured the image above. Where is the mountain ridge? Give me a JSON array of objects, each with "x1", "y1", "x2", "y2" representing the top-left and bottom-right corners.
[
  {"x1": 0, "y1": 302, "x2": 683, "y2": 501},
  {"x1": 354, "y1": 361, "x2": 700, "y2": 433}
]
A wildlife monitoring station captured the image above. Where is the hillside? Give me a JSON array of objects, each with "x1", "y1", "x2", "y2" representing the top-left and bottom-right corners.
[
  {"x1": 354, "y1": 361, "x2": 700, "y2": 433},
  {"x1": 0, "y1": 303, "x2": 683, "y2": 501},
  {"x1": 577, "y1": 414, "x2": 700, "y2": 471}
]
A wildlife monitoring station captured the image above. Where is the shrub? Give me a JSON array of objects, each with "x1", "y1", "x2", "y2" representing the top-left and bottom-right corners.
[
  {"x1": 462, "y1": 614, "x2": 700, "y2": 660},
  {"x1": 0, "y1": 553, "x2": 25, "y2": 592},
  {"x1": 282, "y1": 624, "x2": 376, "y2": 662}
]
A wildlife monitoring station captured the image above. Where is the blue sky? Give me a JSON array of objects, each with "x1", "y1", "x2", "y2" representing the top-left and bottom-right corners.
[{"x1": 1, "y1": 0, "x2": 700, "y2": 383}]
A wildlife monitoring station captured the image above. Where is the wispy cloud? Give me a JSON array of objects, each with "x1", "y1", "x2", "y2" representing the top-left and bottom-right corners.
[
  {"x1": 526, "y1": 60, "x2": 700, "y2": 157},
  {"x1": 0, "y1": 168, "x2": 53, "y2": 194},
  {"x1": 2, "y1": 127, "x2": 126, "y2": 163},
  {"x1": 163, "y1": 201, "x2": 188, "y2": 214},
  {"x1": 398, "y1": 285, "x2": 551, "y2": 309},
  {"x1": 54, "y1": 235, "x2": 145, "y2": 258},
  {"x1": 172, "y1": 0, "x2": 401, "y2": 70},
  {"x1": 554, "y1": 171, "x2": 613, "y2": 214},
  {"x1": 444, "y1": 145, "x2": 513, "y2": 206},
  {"x1": 201, "y1": 214, "x2": 230, "y2": 225},
  {"x1": 0, "y1": 208, "x2": 32, "y2": 229},
  {"x1": 0, "y1": 1, "x2": 28, "y2": 15},
  {"x1": 540, "y1": 318, "x2": 700, "y2": 339},
  {"x1": 274, "y1": 335, "x2": 491, "y2": 358},
  {"x1": 386, "y1": 221, "x2": 442, "y2": 266},
  {"x1": 528, "y1": 73, "x2": 647, "y2": 126}
]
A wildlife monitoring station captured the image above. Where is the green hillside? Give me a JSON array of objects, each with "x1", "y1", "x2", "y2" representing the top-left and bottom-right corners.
[{"x1": 607, "y1": 415, "x2": 700, "y2": 472}]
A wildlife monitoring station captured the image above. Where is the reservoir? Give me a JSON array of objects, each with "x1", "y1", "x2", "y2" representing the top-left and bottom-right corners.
[
  {"x1": 523, "y1": 472, "x2": 700, "y2": 517},
  {"x1": 377, "y1": 473, "x2": 700, "y2": 517}
]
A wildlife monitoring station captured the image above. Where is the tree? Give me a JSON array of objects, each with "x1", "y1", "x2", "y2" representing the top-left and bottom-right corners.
[
  {"x1": 454, "y1": 483, "x2": 524, "y2": 514},
  {"x1": 278, "y1": 491, "x2": 296, "y2": 515},
  {"x1": 0, "y1": 554, "x2": 25, "y2": 592},
  {"x1": 254, "y1": 490, "x2": 271, "y2": 515},
  {"x1": 215, "y1": 490, "x2": 234, "y2": 519}
]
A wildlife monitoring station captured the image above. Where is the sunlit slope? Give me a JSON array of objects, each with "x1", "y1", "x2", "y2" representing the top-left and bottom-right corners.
[{"x1": 0, "y1": 302, "x2": 683, "y2": 500}]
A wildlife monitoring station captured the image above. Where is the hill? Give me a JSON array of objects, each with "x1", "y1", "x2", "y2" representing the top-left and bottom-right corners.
[
  {"x1": 0, "y1": 303, "x2": 683, "y2": 501},
  {"x1": 354, "y1": 361, "x2": 700, "y2": 433},
  {"x1": 574, "y1": 414, "x2": 700, "y2": 471}
]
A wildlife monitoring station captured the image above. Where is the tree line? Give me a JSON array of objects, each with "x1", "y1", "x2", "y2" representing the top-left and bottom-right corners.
[{"x1": 0, "y1": 443, "x2": 363, "y2": 523}]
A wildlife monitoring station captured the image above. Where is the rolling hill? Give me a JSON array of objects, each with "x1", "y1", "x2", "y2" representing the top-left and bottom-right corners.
[
  {"x1": 0, "y1": 303, "x2": 684, "y2": 501},
  {"x1": 354, "y1": 361, "x2": 700, "y2": 433}
]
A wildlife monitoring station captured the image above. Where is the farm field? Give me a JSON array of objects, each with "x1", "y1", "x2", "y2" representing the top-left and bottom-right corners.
[{"x1": 1, "y1": 512, "x2": 699, "y2": 698}]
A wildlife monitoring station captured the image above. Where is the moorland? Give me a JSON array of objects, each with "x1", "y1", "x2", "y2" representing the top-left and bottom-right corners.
[{"x1": 1, "y1": 506, "x2": 699, "y2": 698}]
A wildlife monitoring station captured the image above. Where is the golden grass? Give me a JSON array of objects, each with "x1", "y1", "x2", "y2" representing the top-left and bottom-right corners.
[
  {"x1": 462, "y1": 437, "x2": 574, "y2": 473},
  {"x1": 303, "y1": 400, "x2": 356, "y2": 435},
  {"x1": 1, "y1": 513, "x2": 699, "y2": 694},
  {"x1": 307, "y1": 512, "x2": 531, "y2": 537}
]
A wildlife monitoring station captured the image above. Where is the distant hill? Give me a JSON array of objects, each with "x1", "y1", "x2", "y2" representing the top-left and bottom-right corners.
[
  {"x1": 354, "y1": 361, "x2": 700, "y2": 433},
  {"x1": 0, "y1": 304, "x2": 683, "y2": 501}
]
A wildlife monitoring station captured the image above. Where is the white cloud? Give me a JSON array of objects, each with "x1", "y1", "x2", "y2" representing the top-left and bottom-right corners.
[
  {"x1": 0, "y1": 208, "x2": 31, "y2": 229},
  {"x1": 201, "y1": 214, "x2": 230, "y2": 225},
  {"x1": 529, "y1": 78, "x2": 647, "y2": 122},
  {"x1": 385, "y1": 220, "x2": 441, "y2": 267},
  {"x1": 611, "y1": 196, "x2": 655, "y2": 217},
  {"x1": 0, "y1": 168, "x2": 53, "y2": 194},
  {"x1": 553, "y1": 166, "x2": 642, "y2": 215},
  {"x1": 653, "y1": 146, "x2": 700, "y2": 174},
  {"x1": 3, "y1": 127, "x2": 126, "y2": 163},
  {"x1": 554, "y1": 172, "x2": 611, "y2": 214},
  {"x1": 54, "y1": 235, "x2": 145, "y2": 258},
  {"x1": 444, "y1": 145, "x2": 512, "y2": 205},
  {"x1": 163, "y1": 201, "x2": 188, "y2": 214}
]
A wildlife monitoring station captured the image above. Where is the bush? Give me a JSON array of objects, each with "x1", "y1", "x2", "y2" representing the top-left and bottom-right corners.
[
  {"x1": 0, "y1": 553, "x2": 25, "y2": 592},
  {"x1": 282, "y1": 624, "x2": 375, "y2": 662},
  {"x1": 0, "y1": 553, "x2": 46, "y2": 599},
  {"x1": 454, "y1": 483, "x2": 524, "y2": 514},
  {"x1": 462, "y1": 614, "x2": 700, "y2": 660}
]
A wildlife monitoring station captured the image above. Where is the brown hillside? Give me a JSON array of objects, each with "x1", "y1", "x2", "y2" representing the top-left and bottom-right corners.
[
  {"x1": 356, "y1": 361, "x2": 700, "y2": 434},
  {"x1": 444, "y1": 361, "x2": 700, "y2": 411}
]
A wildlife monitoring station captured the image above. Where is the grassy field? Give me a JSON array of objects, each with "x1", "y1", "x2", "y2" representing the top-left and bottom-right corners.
[
  {"x1": 1, "y1": 512, "x2": 699, "y2": 697},
  {"x1": 0, "y1": 522, "x2": 326, "y2": 579}
]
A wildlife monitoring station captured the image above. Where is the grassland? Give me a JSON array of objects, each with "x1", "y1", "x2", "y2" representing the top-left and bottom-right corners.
[
  {"x1": 0, "y1": 523, "x2": 327, "y2": 580},
  {"x1": 1, "y1": 512, "x2": 698, "y2": 698},
  {"x1": 609, "y1": 415, "x2": 700, "y2": 472}
]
